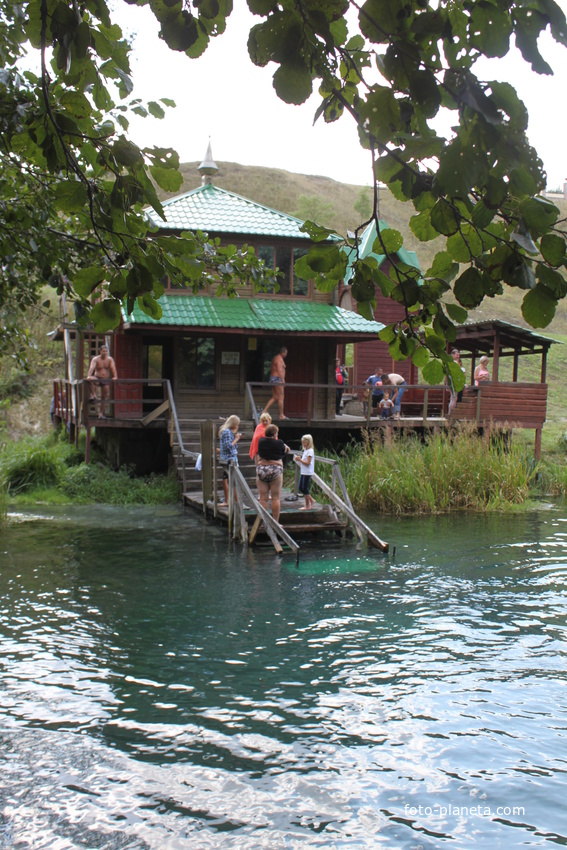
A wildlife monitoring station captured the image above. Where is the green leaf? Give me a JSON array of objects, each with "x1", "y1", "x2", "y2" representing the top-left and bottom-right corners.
[
  {"x1": 300, "y1": 220, "x2": 338, "y2": 241},
  {"x1": 73, "y1": 266, "x2": 106, "y2": 299},
  {"x1": 519, "y1": 197, "x2": 559, "y2": 234},
  {"x1": 150, "y1": 165, "x2": 183, "y2": 192},
  {"x1": 521, "y1": 285, "x2": 557, "y2": 328},
  {"x1": 540, "y1": 233, "x2": 566, "y2": 267},
  {"x1": 90, "y1": 299, "x2": 122, "y2": 332},
  {"x1": 409, "y1": 209, "x2": 438, "y2": 242},
  {"x1": 445, "y1": 302, "x2": 468, "y2": 323},
  {"x1": 272, "y1": 58, "x2": 313, "y2": 105},
  {"x1": 138, "y1": 293, "x2": 163, "y2": 319},
  {"x1": 454, "y1": 267, "x2": 485, "y2": 308},
  {"x1": 422, "y1": 359, "x2": 445, "y2": 385},
  {"x1": 502, "y1": 254, "x2": 536, "y2": 290},
  {"x1": 447, "y1": 359, "x2": 466, "y2": 392},
  {"x1": 411, "y1": 346, "x2": 430, "y2": 368},
  {"x1": 377, "y1": 228, "x2": 403, "y2": 254},
  {"x1": 430, "y1": 200, "x2": 460, "y2": 236},
  {"x1": 53, "y1": 180, "x2": 88, "y2": 213},
  {"x1": 536, "y1": 263, "x2": 567, "y2": 298},
  {"x1": 426, "y1": 251, "x2": 458, "y2": 281},
  {"x1": 112, "y1": 137, "x2": 143, "y2": 167}
]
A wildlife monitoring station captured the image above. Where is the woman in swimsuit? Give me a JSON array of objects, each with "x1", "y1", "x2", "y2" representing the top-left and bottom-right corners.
[{"x1": 256, "y1": 424, "x2": 290, "y2": 523}]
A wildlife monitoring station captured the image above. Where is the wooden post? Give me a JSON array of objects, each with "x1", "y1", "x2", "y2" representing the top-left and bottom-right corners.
[
  {"x1": 422, "y1": 388, "x2": 429, "y2": 424},
  {"x1": 200, "y1": 420, "x2": 214, "y2": 514},
  {"x1": 311, "y1": 472, "x2": 388, "y2": 551},
  {"x1": 492, "y1": 328, "x2": 500, "y2": 381},
  {"x1": 534, "y1": 427, "x2": 542, "y2": 460}
]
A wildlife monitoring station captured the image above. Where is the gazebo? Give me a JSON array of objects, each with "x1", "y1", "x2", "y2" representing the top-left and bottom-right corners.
[{"x1": 450, "y1": 320, "x2": 560, "y2": 458}]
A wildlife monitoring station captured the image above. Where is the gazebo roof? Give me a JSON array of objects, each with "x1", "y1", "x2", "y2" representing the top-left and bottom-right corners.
[{"x1": 453, "y1": 320, "x2": 561, "y2": 356}]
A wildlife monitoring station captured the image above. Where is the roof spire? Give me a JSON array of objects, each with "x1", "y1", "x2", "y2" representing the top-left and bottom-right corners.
[{"x1": 198, "y1": 139, "x2": 219, "y2": 186}]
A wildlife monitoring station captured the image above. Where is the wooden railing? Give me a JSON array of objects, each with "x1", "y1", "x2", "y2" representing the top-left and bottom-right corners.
[
  {"x1": 245, "y1": 381, "x2": 452, "y2": 424},
  {"x1": 52, "y1": 378, "x2": 200, "y2": 483}
]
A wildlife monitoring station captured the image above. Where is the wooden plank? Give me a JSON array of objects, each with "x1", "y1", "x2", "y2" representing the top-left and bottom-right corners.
[
  {"x1": 311, "y1": 472, "x2": 389, "y2": 552},
  {"x1": 140, "y1": 399, "x2": 170, "y2": 426}
]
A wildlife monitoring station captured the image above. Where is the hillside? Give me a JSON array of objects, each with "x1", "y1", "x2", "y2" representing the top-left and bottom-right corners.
[{"x1": 176, "y1": 160, "x2": 567, "y2": 334}]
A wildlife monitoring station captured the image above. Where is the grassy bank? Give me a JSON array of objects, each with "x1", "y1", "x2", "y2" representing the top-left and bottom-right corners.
[
  {"x1": 318, "y1": 425, "x2": 567, "y2": 515},
  {"x1": 0, "y1": 433, "x2": 180, "y2": 508}
]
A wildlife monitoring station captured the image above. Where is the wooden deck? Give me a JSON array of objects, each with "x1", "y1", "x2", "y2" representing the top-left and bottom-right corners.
[{"x1": 183, "y1": 488, "x2": 351, "y2": 537}]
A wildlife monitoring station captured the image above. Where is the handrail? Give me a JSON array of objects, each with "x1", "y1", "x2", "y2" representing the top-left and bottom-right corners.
[{"x1": 246, "y1": 380, "x2": 453, "y2": 424}]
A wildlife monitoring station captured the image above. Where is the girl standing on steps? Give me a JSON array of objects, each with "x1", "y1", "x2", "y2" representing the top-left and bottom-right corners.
[
  {"x1": 294, "y1": 434, "x2": 315, "y2": 511},
  {"x1": 218, "y1": 415, "x2": 242, "y2": 507}
]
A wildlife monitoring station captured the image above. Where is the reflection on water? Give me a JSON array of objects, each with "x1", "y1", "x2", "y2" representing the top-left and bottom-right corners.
[{"x1": 1, "y1": 505, "x2": 567, "y2": 848}]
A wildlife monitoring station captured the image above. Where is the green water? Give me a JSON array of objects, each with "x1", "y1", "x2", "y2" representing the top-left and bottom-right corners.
[{"x1": 1, "y1": 505, "x2": 566, "y2": 848}]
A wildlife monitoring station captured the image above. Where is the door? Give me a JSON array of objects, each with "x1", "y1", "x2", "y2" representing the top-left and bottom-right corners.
[
  {"x1": 283, "y1": 339, "x2": 314, "y2": 418},
  {"x1": 114, "y1": 335, "x2": 143, "y2": 418}
]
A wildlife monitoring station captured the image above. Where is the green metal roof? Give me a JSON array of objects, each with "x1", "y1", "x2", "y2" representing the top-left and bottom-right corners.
[
  {"x1": 146, "y1": 183, "x2": 313, "y2": 240},
  {"x1": 123, "y1": 295, "x2": 384, "y2": 336},
  {"x1": 344, "y1": 219, "x2": 421, "y2": 283}
]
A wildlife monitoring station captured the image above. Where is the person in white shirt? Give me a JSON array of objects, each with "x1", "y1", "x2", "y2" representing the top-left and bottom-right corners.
[{"x1": 294, "y1": 434, "x2": 315, "y2": 510}]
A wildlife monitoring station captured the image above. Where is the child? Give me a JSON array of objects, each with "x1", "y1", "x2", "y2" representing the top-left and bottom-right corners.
[
  {"x1": 294, "y1": 434, "x2": 315, "y2": 510},
  {"x1": 218, "y1": 415, "x2": 242, "y2": 507},
  {"x1": 379, "y1": 391, "x2": 394, "y2": 419}
]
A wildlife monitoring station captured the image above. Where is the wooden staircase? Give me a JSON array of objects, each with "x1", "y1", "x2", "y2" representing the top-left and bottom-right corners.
[{"x1": 171, "y1": 418, "x2": 259, "y2": 493}]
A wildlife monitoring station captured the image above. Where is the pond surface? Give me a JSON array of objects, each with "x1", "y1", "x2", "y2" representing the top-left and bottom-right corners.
[{"x1": 1, "y1": 504, "x2": 566, "y2": 849}]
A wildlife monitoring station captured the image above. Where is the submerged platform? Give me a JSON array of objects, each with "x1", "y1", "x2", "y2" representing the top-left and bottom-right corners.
[{"x1": 183, "y1": 489, "x2": 350, "y2": 537}]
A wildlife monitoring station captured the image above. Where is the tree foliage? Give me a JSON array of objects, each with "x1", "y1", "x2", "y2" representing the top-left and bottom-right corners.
[{"x1": 1, "y1": 0, "x2": 567, "y2": 375}]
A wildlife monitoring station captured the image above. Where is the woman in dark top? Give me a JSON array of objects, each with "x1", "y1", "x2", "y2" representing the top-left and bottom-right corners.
[{"x1": 256, "y1": 424, "x2": 290, "y2": 523}]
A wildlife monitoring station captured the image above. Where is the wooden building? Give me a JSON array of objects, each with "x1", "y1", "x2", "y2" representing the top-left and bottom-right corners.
[
  {"x1": 52, "y1": 146, "x2": 386, "y2": 471},
  {"x1": 52, "y1": 149, "x2": 558, "y2": 476}
]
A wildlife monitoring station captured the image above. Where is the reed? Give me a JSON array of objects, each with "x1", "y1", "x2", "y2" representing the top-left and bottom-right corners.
[{"x1": 322, "y1": 425, "x2": 547, "y2": 514}]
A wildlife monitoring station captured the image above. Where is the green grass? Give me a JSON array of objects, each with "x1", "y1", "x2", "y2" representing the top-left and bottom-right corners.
[{"x1": 0, "y1": 433, "x2": 180, "y2": 506}]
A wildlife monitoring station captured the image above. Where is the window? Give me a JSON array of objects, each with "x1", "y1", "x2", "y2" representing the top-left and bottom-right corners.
[
  {"x1": 256, "y1": 244, "x2": 309, "y2": 296},
  {"x1": 178, "y1": 337, "x2": 215, "y2": 388}
]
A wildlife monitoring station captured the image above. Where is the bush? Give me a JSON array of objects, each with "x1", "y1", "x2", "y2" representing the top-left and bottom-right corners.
[{"x1": 0, "y1": 441, "x2": 63, "y2": 494}]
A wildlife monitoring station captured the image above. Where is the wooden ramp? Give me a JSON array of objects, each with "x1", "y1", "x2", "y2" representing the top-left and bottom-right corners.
[{"x1": 182, "y1": 463, "x2": 388, "y2": 556}]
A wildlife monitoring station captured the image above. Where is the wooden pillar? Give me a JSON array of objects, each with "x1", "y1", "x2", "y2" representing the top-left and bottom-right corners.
[
  {"x1": 492, "y1": 328, "x2": 500, "y2": 381},
  {"x1": 541, "y1": 349, "x2": 548, "y2": 384},
  {"x1": 201, "y1": 420, "x2": 214, "y2": 513},
  {"x1": 512, "y1": 351, "x2": 519, "y2": 382},
  {"x1": 535, "y1": 427, "x2": 542, "y2": 460}
]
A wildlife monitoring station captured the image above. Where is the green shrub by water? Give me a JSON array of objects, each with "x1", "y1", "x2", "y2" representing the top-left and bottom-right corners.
[
  {"x1": 0, "y1": 434, "x2": 180, "y2": 506},
  {"x1": 320, "y1": 425, "x2": 567, "y2": 514}
]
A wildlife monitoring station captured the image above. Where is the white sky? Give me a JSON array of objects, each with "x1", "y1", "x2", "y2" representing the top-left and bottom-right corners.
[{"x1": 119, "y1": 3, "x2": 567, "y2": 190}]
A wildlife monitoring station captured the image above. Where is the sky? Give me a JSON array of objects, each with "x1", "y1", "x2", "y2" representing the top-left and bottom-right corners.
[{"x1": 118, "y1": 3, "x2": 567, "y2": 191}]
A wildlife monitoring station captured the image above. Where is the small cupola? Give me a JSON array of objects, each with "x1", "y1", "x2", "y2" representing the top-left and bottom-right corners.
[{"x1": 198, "y1": 140, "x2": 219, "y2": 186}]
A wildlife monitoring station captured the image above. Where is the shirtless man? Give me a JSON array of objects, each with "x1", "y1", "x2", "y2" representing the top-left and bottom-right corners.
[
  {"x1": 263, "y1": 346, "x2": 288, "y2": 420},
  {"x1": 87, "y1": 344, "x2": 117, "y2": 418}
]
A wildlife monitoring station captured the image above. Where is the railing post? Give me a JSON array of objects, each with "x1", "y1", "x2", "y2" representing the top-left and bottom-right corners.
[
  {"x1": 422, "y1": 388, "x2": 429, "y2": 424},
  {"x1": 476, "y1": 387, "x2": 482, "y2": 423}
]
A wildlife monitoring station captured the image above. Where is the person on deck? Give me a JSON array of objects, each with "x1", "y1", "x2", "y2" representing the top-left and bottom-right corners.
[
  {"x1": 263, "y1": 347, "x2": 288, "y2": 420},
  {"x1": 365, "y1": 367, "x2": 384, "y2": 414},
  {"x1": 335, "y1": 358, "x2": 348, "y2": 415},
  {"x1": 448, "y1": 349, "x2": 466, "y2": 413},
  {"x1": 379, "y1": 391, "x2": 394, "y2": 419},
  {"x1": 249, "y1": 412, "x2": 272, "y2": 465},
  {"x1": 294, "y1": 434, "x2": 315, "y2": 510},
  {"x1": 380, "y1": 373, "x2": 406, "y2": 420},
  {"x1": 256, "y1": 424, "x2": 290, "y2": 523},
  {"x1": 87, "y1": 344, "x2": 117, "y2": 419},
  {"x1": 218, "y1": 415, "x2": 243, "y2": 508},
  {"x1": 474, "y1": 355, "x2": 491, "y2": 386}
]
